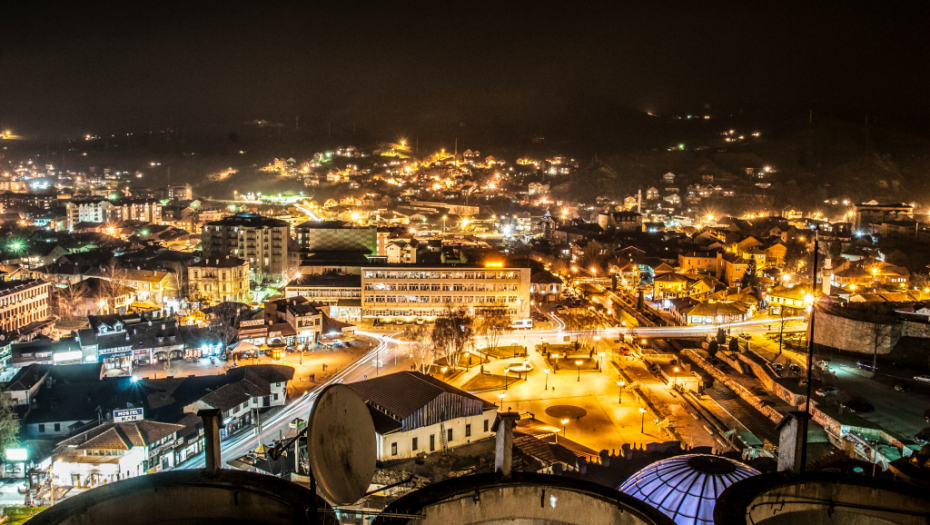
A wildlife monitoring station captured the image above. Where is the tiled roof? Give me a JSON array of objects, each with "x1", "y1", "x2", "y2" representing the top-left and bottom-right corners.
[
  {"x1": 58, "y1": 420, "x2": 185, "y2": 451},
  {"x1": 347, "y1": 371, "x2": 493, "y2": 420}
]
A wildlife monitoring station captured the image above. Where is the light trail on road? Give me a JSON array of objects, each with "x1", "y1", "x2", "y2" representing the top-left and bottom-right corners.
[{"x1": 180, "y1": 333, "x2": 395, "y2": 470}]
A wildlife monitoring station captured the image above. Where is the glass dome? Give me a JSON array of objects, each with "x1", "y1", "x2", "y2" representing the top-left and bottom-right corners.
[{"x1": 619, "y1": 454, "x2": 760, "y2": 525}]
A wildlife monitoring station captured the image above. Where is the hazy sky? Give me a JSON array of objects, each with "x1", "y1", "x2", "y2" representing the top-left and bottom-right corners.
[{"x1": 2, "y1": 1, "x2": 927, "y2": 138}]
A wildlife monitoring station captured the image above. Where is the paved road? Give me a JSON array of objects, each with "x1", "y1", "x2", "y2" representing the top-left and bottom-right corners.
[{"x1": 180, "y1": 331, "x2": 408, "y2": 470}]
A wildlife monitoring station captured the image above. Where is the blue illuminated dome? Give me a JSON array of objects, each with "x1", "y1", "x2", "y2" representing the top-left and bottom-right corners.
[{"x1": 619, "y1": 454, "x2": 760, "y2": 525}]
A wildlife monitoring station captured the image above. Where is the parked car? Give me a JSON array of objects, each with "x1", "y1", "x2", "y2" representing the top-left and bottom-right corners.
[
  {"x1": 799, "y1": 378, "x2": 809, "y2": 387},
  {"x1": 916, "y1": 375, "x2": 930, "y2": 383},
  {"x1": 857, "y1": 360, "x2": 876, "y2": 371},
  {"x1": 789, "y1": 364, "x2": 802, "y2": 374},
  {"x1": 773, "y1": 363, "x2": 784, "y2": 373},
  {"x1": 395, "y1": 319, "x2": 405, "y2": 325},
  {"x1": 816, "y1": 386, "x2": 838, "y2": 396},
  {"x1": 894, "y1": 383, "x2": 911, "y2": 392},
  {"x1": 415, "y1": 318, "x2": 425, "y2": 325},
  {"x1": 840, "y1": 399, "x2": 875, "y2": 413},
  {"x1": 739, "y1": 334, "x2": 752, "y2": 340}
]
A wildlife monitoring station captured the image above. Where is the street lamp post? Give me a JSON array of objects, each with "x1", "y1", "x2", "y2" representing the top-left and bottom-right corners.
[
  {"x1": 598, "y1": 352, "x2": 605, "y2": 372},
  {"x1": 443, "y1": 215, "x2": 447, "y2": 234},
  {"x1": 639, "y1": 407, "x2": 647, "y2": 433},
  {"x1": 498, "y1": 392, "x2": 505, "y2": 408},
  {"x1": 576, "y1": 360, "x2": 583, "y2": 382},
  {"x1": 617, "y1": 380, "x2": 625, "y2": 403},
  {"x1": 504, "y1": 370, "x2": 509, "y2": 390},
  {"x1": 545, "y1": 368, "x2": 550, "y2": 390},
  {"x1": 561, "y1": 418, "x2": 569, "y2": 437},
  {"x1": 674, "y1": 366, "x2": 679, "y2": 386}
]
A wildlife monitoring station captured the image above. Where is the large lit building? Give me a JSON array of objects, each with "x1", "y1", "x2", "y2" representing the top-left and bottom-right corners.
[
  {"x1": 188, "y1": 255, "x2": 250, "y2": 304},
  {"x1": 0, "y1": 279, "x2": 51, "y2": 334},
  {"x1": 201, "y1": 213, "x2": 290, "y2": 276},
  {"x1": 360, "y1": 263, "x2": 531, "y2": 320}
]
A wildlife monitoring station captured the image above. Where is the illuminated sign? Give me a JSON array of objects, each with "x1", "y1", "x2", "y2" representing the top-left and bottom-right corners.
[
  {"x1": 485, "y1": 262, "x2": 503, "y2": 268},
  {"x1": 113, "y1": 408, "x2": 144, "y2": 423},
  {"x1": 54, "y1": 350, "x2": 84, "y2": 363},
  {"x1": 5, "y1": 448, "x2": 27, "y2": 461}
]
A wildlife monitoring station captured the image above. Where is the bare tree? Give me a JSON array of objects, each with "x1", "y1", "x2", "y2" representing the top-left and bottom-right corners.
[
  {"x1": 207, "y1": 302, "x2": 244, "y2": 358},
  {"x1": 474, "y1": 305, "x2": 513, "y2": 352},
  {"x1": 99, "y1": 258, "x2": 131, "y2": 303},
  {"x1": 54, "y1": 283, "x2": 88, "y2": 321},
  {"x1": 430, "y1": 307, "x2": 474, "y2": 370}
]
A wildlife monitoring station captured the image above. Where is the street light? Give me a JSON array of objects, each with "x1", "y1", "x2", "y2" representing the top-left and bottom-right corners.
[
  {"x1": 598, "y1": 352, "x2": 605, "y2": 372},
  {"x1": 617, "y1": 380, "x2": 625, "y2": 403},
  {"x1": 443, "y1": 215, "x2": 447, "y2": 234},
  {"x1": 498, "y1": 392, "x2": 505, "y2": 407},
  {"x1": 576, "y1": 360, "x2": 583, "y2": 382},
  {"x1": 639, "y1": 407, "x2": 647, "y2": 433},
  {"x1": 561, "y1": 418, "x2": 569, "y2": 437},
  {"x1": 674, "y1": 366, "x2": 679, "y2": 386},
  {"x1": 545, "y1": 368, "x2": 550, "y2": 390}
]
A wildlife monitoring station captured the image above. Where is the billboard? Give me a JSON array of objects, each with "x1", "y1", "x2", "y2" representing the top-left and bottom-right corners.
[{"x1": 113, "y1": 408, "x2": 144, "y2": 423}]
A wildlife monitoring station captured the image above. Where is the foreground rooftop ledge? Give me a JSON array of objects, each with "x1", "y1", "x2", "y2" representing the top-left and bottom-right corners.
[
  {"x1": 27, "y1": 469, "x2": 332, "y2": 525},
  {"x1": 375, "y1": 471, "x2": 675, "y2": 525},
  {"x1": 714, "y1": 471, "x2": 930, "y2": 525}
]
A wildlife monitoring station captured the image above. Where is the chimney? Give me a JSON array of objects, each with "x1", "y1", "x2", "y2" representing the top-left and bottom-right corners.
[
  {"x1": 776, "y1": 411, "x2": 811, "y2": 474},
  {"x1": 494, "y1": 412, "x2": 521, "y2": 479},
  {"x1": 198, "y1": 409, "x2": 223, "y2": 475}
]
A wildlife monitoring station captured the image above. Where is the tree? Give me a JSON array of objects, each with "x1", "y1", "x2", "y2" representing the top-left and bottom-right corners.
[
  {"x1": 54, "y1": 283, "x2": 88, "y2": 321},
  {"x1": 707, "y1": 340, "x2": 719, "y2": 356},
  {"x1": 406, "y1": 341, "x2": 437, "y2": 375},
  {"x1": 728, "y1": 337, "x2": 740, "y2": 353},
  {"x1": 859, "y1": 303, "x2": 898, "y2": 373},
  {"x1": 474, "y1": 305, "x2": 513, "y2": 352},
  {"x1": 100, "y1": 258, "x2": 130, "y2": 302},
  {"x1": 0, "y1": 392, "x2": 19, "y2": 459},
  {"x1": 742, "y1": 260, "x2": 758, "y2": 288},
  {"x1": 430, "y1": 307, "x2": 474, "y2": 370},
  {"x1": 207, "y1": 302, "x2": 244, "y2": 358}
]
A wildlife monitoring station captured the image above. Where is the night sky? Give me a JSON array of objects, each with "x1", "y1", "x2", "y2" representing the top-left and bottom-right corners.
[{"x1": 2, "y1": 1, "x2": 928, "y2": 139}]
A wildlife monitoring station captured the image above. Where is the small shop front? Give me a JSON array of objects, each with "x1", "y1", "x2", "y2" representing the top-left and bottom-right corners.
[{"x1": 100, "y1": 351, "x2": 133, "y2": 376}]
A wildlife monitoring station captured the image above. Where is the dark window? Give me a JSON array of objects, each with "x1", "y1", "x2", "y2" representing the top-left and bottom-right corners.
[
  {"x1": 484, "y1": 419, "x2": 489, "y2": 432},
  {"x1": 54, "y1": 423, "x2": 61, "y2": 432},
  {"x1": 412, "y1": 438, "x2": 418, "y2": 451},
  {"x1": 447, "y1": 429, "x2": 453, "y2": 442},
  {"x1": 38, "y1": 424, "x2": 45, "y2": 433},
  {"x1": 429, "y1": 434, "x2": 435, "y2": 451},
  {"x1": 391, "y1": 443, "x2": 397, "y2": 456},
  {"x1": 465, "y1": 424, "x2": 471, "y2": 437}
]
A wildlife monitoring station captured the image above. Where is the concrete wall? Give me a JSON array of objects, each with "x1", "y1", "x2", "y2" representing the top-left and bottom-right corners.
[
  {"x1": 379, "y1": 409, "x2": 497, "y2": 461},
  {"x1": 682, "y1": 349, "x2": 785, "y2": 425}
]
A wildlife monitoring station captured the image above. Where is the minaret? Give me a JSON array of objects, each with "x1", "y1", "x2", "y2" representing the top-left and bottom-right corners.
[{"x1": 822, "y1": 258, "x2": 832, "y2": 296}]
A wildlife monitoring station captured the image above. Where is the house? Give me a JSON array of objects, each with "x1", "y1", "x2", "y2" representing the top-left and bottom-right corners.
[
  {"x1": 678, "y1": 251, "x2": 722, "y2": 277},
  {"x1": 386, "y1": 239, "x2": 418, "y2": 264},
  {"x1": 183, "y1": 364, "x2": 293, "y2": 439},
  {"x1": 721, "y1": 253, "x2": 751, "y2": 288},
  {"x1": 689, "y1": 276, "x2": 723, "y2": 299},
  {"x1": 668, "y1": 297, "x2": 699, "y2": 325},
  {"x1": 652, "y1": 273, "x2": 691, "y2": 300},
  {"x1": 52, "y1": 420, "x2": 186, "y2": 487},
  {"x1": 347, "y1": 371, "x2": 498, "y2": 461},
  {"x1": 768, "y1": 285, "x2": 814, "y2": 315},
  {"x1": 530, "y1": 270, "x2": 563, "y2": 303},
  {"x1": 685, "y1": 302, "x2": 748, "y2": 325},
  {"x1": 646, "y1": 187, "x2": 659, "y2": 200},
  {"x1": 77, "y1": 315, "x2": 185, "y2": 377}
]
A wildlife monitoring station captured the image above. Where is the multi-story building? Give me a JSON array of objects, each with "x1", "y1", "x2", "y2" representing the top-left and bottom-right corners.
[
  {"x1": 112, "y1": 198, "x2": 163, "y2": 224},
  {"x1": 0, "y1": 279, "x2": 51, "y2": 334},
  {"x1": 77, "y1": 315, "x2": 185, "y2": 375},
  {"x1": 188, "y1": 256, "x2": 250, "y2": 304},
  {"x1": 283, "y1": 298, "x2": 324, "y2": 344},
  {"x1": 167, "y1": 184, "x2": 193, "y2": 201},
  {"x1": 294, "y1": 221, "x2": 377, "y2": 254},
  {"x1": 84, "y1": 268, "x2": 179, "y2": 305},
  {"x1": 360, "y1": 263, "x2": 531, "y2": 321},
  {"x1": 678, "y1": 251, "x2": 723, "y2": 277},
  {"x1": 65, "y1": 199, "x2": 112, "y2": 230},
  {"x1": 201, "y1": 213, "x2": 289, "y2": 276},
  {"x1": 385, "y1": 238, "x2": 418, "y2": 263},
  {"x1": 284, "y1": 274, "x2": 362, "y2": 306}
]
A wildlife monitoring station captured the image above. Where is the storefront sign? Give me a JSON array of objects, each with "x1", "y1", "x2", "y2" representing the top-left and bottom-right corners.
[
  {"x1": 5, "y1": 448, "x2": 27, "y2": 461},
  {"x1": 114, "y1": 408, "x2": 145, "y2": 423}
]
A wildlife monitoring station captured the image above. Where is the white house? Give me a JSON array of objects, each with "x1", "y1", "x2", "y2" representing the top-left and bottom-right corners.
[
  {"x1": 52, "y1": 420, "x2": 185, "y2": 489},
  {"x1": 348, "y1": 372, "x2": 498, "y2": 461}
]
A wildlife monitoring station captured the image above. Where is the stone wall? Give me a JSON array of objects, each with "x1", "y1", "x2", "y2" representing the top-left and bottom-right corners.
[
  {"x1": 812, "y1": 308, "x2": 901, "y2": 355},
  {"x1": 902, "y1": 319, "x2": 930, "y2": 338},
  {"x1": 682, "y1": 349, "x2": 784, "y2": 425}
]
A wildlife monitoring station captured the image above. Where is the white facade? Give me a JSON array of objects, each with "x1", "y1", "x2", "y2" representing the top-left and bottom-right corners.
[{"x1": 378, "y1": 408, "x2": 497, "y2": 461}]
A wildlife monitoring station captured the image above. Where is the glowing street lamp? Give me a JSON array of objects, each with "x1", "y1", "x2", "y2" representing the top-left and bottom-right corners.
[
  {"x1": 561, "y1": 418, "x2": 569, "y2": 437},
  {"x1": 674, "y1": 366, "x2": 680, "y2": 386},
  {"x1": 639, "y1": 407, "x2": 647, "y2": 433},
  {"x1": 617, "y1": 380, "x2": 625, "y2": 403},
  {"x1": 544, "y1": 368, "x2": 550, "y2": 390},
  {"x1": 576, "y1": 360, "x2": 583, "y2": 382}
]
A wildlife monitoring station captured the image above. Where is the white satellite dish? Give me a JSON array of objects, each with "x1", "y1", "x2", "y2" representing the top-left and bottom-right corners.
[{"x1": 305, "y1": 384, "x2": 377, "y2": 506}]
